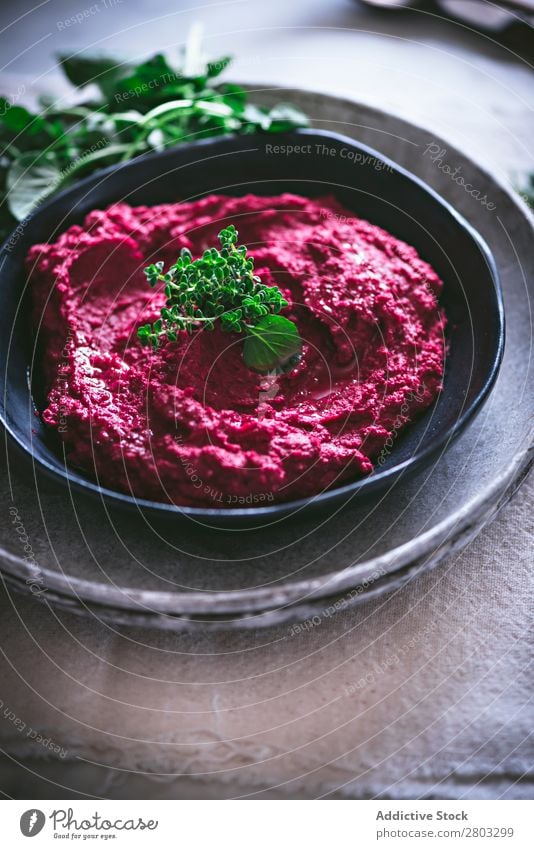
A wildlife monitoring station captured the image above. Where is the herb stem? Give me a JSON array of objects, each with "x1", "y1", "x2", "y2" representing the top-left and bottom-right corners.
[
  {"x1": 0, "y1": 39, "x2": 308, "y2": 236},
  {"x1": 138, "y1": 225, "x2": 302, "y2": 372}
]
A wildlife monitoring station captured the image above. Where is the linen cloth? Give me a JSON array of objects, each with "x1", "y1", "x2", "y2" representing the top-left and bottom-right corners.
[{"x1": 0, "y1": 472, "x2": 532, "y2": 799}]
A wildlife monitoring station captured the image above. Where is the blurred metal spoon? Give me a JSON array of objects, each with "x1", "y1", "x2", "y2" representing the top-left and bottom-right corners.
[
  {"x1": 361, "y1": 0, "x2": 534, "y2": 10},
  {"x1": 360, "y1": 0, "x2": 534, "y2": 27},
  {"x1": 359, "y1": 0, "x2": 418, "y2": 6}
]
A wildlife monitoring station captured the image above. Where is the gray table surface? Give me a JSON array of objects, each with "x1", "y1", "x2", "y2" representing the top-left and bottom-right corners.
[{"x1": 0, "y1": 0, "x2": 532, "y2": 799}]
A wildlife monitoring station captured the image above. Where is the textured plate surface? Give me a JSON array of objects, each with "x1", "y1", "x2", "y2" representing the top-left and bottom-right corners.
[
  {"x1": 0, "y1": 89, "x2": 532, "y2": 629},
  {"x1": 0, "y1": 129, "x2": 504, "y2": 523}
]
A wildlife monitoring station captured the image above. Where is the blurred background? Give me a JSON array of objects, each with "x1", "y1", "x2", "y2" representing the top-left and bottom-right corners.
[{"x1": 0, "y1": 0, "x2": 532, "y2": 182}]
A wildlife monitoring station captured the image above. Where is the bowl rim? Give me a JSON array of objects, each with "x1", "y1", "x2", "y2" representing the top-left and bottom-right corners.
[{"x1": 0, "y1": 127, "x2": 505, "y2": 521}]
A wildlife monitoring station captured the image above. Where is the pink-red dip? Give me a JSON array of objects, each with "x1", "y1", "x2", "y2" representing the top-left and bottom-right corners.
[{"x1": 28, "y1": 193, "x2": 446, "y2": 506}]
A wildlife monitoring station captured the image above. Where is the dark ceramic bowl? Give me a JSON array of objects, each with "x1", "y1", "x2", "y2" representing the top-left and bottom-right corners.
[{"x1": 0, "y1": 130, "x2": 504, "y2": 526}]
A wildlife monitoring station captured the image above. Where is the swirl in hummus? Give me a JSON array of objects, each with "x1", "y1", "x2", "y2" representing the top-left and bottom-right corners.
[{"x1": 28, "y1": 193, "x2": 446, "y2": 507}]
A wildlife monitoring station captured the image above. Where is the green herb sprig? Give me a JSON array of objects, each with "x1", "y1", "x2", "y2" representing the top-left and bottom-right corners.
[
  {"x1": 138, "y1": 225, "x2": 302, "y2": 373},
  {"x1": 0, "y1": 34, "x2": 308, "y2": 242}
]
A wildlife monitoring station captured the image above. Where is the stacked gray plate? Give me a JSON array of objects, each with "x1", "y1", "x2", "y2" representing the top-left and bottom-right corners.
[{"x1": 1, "y1": 89, "x2": 532, "y2": 630}]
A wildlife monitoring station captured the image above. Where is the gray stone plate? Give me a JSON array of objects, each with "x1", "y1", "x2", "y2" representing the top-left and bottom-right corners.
[{"x1": 1, "y1": 89, "x2": 532, "y2": 630}]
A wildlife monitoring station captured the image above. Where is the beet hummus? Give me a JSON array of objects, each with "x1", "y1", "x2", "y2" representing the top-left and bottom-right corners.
[{"x1": 28, "y1": 193, "x2": 446, "y2": 507}]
